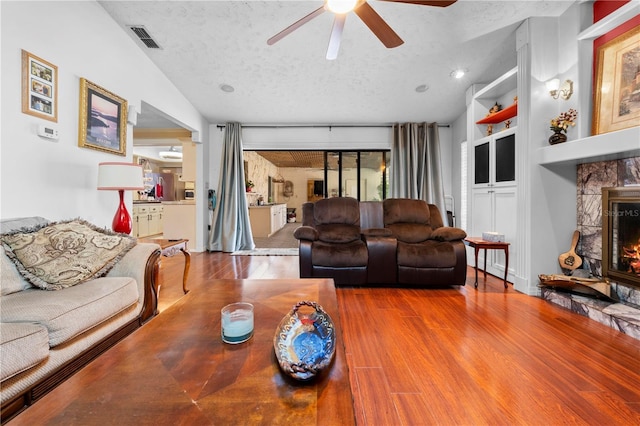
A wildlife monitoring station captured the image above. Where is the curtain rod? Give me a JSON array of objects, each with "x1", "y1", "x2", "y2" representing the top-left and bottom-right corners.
[{"x1": 216, "y1": 124, "x2": 450, "y2": 130}]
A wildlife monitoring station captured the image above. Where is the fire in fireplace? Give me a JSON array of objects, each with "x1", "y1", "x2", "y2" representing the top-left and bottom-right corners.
[{"x1": 602, "y1": 187, "x2": 640, "y2": 289}]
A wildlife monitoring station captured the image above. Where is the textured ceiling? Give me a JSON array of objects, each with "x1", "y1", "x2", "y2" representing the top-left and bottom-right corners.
[{"x1": 100, "y1": 0, "x2": 574, "y2": 127}]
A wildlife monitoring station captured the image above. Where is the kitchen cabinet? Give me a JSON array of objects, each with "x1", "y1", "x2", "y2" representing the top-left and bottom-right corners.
[
  {"x1": 132, "y1": 203, "x2": 163, "y2": 238},
  {"x1": 249, "y1": 204, "x2": 287, "y2": 238},
  {"x1": 467, "y1": 67, "x2": 519, "y2": 282},
  {"x1": 180, "y1": 141, "x2": 196, "y2": 182}
]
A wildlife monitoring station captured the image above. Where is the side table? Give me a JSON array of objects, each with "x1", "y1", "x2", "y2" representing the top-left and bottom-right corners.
[
  {"x1": 139, "y1": 238, "x2": 190, "y2": 294},
  {"x1": 464, "y1": 237, "x2": 509, "y2": 288}
]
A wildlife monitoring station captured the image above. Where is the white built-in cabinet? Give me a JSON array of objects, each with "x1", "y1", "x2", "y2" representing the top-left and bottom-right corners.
[
  {"x1": 249, "y1": 204, "x2": 287, "y2": 238},
  {"x1": 468, "y1": 67, "x2": 519, "y2": 282}
]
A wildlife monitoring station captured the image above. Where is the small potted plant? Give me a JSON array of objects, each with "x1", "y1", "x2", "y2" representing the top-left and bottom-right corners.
[
  {"x1": 245, "y1": 180, "x2": 255, "y2": 192},
  {"x1": 549, "y1": 108, "x2": 577, "y2": 145}
]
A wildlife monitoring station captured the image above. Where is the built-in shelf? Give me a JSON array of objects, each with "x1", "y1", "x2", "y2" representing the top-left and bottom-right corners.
[
  {"x1": 536, "y1": 127, "x2": 640, "y2": 166},
  {"x1": 474, "y1": 66, "x2": 517, "y2": 100},
  {"x1": 476, "y1": 103, "x2": 518, "y2": 124}
]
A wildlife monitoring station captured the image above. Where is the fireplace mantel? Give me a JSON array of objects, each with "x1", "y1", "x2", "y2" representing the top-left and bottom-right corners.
[{"x1": 536, "y1": 127, "x2": 640, "y2": 167}]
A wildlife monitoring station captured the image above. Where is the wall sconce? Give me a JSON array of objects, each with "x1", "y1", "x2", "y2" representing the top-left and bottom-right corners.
[{"x1": 546, "y1": 78, "x2": 573, "y2": 100}]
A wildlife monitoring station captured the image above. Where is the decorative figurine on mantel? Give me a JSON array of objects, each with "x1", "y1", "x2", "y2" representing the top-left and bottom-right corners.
[
  {"x1": 549, "y1": 108, "x2": 578, "y2": 145},
  {"x1": 486, "y1": 102, "x2": 502, "y2": 116},
  {"x1": 504, "y1": 120, "x2": 512, "y2": 129},
  {"x1": 486, "y1": 124, "x2": 493, "y2": 136}
]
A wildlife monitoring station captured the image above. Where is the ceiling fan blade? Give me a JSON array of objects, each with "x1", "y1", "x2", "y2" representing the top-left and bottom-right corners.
[
  {"x1": 354, "y1": 2, "x2": 403, "y2": 48},
  {"x1": 267, "y1": 5, "x2": 326, "y2": 45},
  {"x1": 326, "y1": 14, "x2": 347, "y2": 60},
  {"x1": 375, "y1": 0, "x2": 457, "y2": 6}
]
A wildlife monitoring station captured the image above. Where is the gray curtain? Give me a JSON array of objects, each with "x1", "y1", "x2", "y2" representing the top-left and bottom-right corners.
[
  {"x1": 208, "y1": 123, "x2": 255, "y2": 252},
  {"x1": 390, "y1": 122, "x2": 449, "y2": 226}
]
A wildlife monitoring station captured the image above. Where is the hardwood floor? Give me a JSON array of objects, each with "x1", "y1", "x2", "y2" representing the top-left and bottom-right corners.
[{"x1": 156, "y1": 252, "x2": 640, "y2": 425}]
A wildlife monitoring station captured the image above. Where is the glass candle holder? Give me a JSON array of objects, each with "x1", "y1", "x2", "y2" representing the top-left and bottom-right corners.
[{"x1": 221, "y1": 302, "x2": 254, "y2": 344}]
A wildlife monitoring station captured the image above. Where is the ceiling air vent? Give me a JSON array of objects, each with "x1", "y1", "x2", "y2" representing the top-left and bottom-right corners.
[{"x1": 128, "y1": 25, "x2": 161, "y2": 49}]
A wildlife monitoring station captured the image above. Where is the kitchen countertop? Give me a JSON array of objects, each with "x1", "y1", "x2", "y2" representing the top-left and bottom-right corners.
[
  {"x1": 249, "y1": 203, "x2": 286, "y2": 208},
  {"x1": 162, "y1": 201, "x2": 196, "y2": 205}
]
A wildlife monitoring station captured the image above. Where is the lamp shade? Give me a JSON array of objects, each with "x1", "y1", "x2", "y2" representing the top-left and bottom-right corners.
[{"x1": 97, "y1": 162, "x2": 144, "y2": 190}]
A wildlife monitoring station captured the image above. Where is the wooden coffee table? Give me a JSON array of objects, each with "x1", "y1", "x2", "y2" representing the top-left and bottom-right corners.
[{"x1": 10, "y1": 279, "x2": 354, "y2": 425}]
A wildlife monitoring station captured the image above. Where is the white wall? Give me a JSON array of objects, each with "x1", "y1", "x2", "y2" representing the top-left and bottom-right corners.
[{"x1": 1, "y1": 1, "x2": 208, "y2": 249}]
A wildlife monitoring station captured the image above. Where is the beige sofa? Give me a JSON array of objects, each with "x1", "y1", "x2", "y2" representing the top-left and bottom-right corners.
[{"x1": 0, "y1": 217, "x2": 161, "y2": 421}]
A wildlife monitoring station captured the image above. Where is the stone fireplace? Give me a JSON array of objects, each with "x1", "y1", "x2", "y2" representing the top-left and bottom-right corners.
[
  {"x1": 542, "y1": 157, "x2": 640, "y2": 340},
  {"x1": 602, "y1": 187, "x2": 640, "y2": 289}
]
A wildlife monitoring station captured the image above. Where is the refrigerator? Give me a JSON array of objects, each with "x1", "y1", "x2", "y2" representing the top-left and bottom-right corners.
[{"x1": 150, "y1": 173, "x2": 183, "y2": 201}]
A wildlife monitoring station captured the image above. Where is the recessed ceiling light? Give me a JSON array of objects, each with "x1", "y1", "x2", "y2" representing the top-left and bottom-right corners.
[
  {"x1": 450, "y1": 69, "x2": 467, "y2": 79},
  {"x1": 415, "y1": 84, "x2": 429, "y2": 93},
  {"x1": 219, "y1": 84, "x2": 235, "y2": 93}
]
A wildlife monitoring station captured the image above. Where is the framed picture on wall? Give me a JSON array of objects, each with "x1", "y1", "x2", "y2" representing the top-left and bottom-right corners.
[
  {"x1": 78, "y1": 78, "x2": 128, "y2": 156},
  {"x1": 21, "y1": 50, "x2": 58, "y2": 122},
  {"x1": 592, "y1": 25, "x2": 640, "y2": 135}
]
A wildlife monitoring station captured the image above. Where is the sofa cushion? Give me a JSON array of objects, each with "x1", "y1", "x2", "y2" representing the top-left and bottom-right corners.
[
  {"x1": 396, "y1": 241, "x2": 457, "y2": 268},
  {"x1": 383, "y1": 199, "x2": 431, "y2": 226},
  {"x1": 1, "y1": 246, "x2": 33, "y2": 296},
  {"x1": 0, "y1": 216, "x2": 50, "y2": 234},
  {"x1": 311, "y1": 240, "x2": 368, "y2": 267},
  {"x1": 0, "y1": 322, "x2": 49, "y2": 381},
  {"x1": 1, "y1": 219, "x2": 136, "y2": 290},
  {"x1": 386, "y1": 223, "x2": 432, "y2": 243},
  {"x1": 384, "y1": 199, "x2": 432, "y2": 242},
  {"x1": 313, "y1": 197, "x2": 360, "y2": 227},
  {"x1": 0, "y1": 277, "x2": 139, "y2": 347},
  {"x1": 316, "y1": 224, "x2": 361, "y2": 244}
]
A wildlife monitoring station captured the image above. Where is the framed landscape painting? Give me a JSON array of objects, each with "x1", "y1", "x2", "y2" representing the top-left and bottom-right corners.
[
  {"x1": 592, "y1": 25, "x2": 640, "y2": 135},
  {"x1": 21, "y1": 50, "x2": 58, "y2": 122},
  {"x1": 78, "y1": 78, "x2": 128, "y2": 156}
]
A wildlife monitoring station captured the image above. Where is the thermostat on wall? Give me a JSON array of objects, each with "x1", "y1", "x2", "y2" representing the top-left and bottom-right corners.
[{"x1": 38, "y1": 124, "x2": 59, "y2": 141}]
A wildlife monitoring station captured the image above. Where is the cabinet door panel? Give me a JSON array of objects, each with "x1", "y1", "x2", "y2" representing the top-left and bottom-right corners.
[
  {"x1": 474, "y1": 142, "x2": 490, "y2": 185},
  {"x1": 470, "y1": 190, "x2": 493, "y2": 267},
  {"x1": 492, "y1": 188, "x2": 517, "y2": 277},
  {"x1": 495, "y1": 133, "x2": 515, "y2": 183}
]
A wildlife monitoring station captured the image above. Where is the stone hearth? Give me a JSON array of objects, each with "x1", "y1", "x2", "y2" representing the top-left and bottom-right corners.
[{"x1": 541, "y1": 282, "x2": 640, "y2": 340}]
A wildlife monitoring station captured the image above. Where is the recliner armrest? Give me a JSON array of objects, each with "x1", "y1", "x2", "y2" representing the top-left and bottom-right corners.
[
  {"x1": 293, "y1": 226, "x2": 318, "y2": 241},
  {"x1": 429, "y1": 226, "x2": 467, "y2": 242}
]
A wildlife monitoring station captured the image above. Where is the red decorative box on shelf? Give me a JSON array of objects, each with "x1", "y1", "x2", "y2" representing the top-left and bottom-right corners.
[{"x1": 476, "y1": 103, "x2": 518, "y2": 124}]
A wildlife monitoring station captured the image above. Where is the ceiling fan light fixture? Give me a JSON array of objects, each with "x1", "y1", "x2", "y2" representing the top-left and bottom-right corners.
[
  {"x1": 326, "y1": 0, "x2": 358, "y2": 14},
  {"x1": 159, "y1": 146, "x2": 183, "y2": 160}
]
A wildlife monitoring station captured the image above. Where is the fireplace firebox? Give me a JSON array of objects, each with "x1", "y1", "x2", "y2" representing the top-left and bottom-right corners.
[{"x1": 602, "y1": 187, "x2": 640, "y2": 289}]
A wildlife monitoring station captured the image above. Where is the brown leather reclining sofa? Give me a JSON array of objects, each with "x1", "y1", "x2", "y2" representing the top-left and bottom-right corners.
[{"x1": 294, "y1": 197, "x2": 467, "y2": 287}]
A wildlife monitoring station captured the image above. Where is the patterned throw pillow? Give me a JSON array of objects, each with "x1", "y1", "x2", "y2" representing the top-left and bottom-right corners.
[{"x1": 1, "y1": 219, "x2": 136, "y2": 290}]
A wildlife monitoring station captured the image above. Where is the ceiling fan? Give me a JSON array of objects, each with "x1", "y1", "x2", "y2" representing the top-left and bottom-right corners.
[{"x1": 267, "y1": 0, "x2": 457, "y2": 60}]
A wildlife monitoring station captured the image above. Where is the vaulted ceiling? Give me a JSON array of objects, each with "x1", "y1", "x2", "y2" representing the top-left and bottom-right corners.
[{"x1": 100, "y1": 1, "x2": 574, "y2": 127}]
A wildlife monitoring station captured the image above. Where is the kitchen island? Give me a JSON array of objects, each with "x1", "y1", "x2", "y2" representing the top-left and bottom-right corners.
[{"x1": 248, "y1": 203, "x2": 287, "y2": 238}]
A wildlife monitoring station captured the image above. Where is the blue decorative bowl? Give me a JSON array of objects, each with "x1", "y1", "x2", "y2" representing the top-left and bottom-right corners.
[{"x1": 273, "y1": 300, "x2": 336, "y2": 381}]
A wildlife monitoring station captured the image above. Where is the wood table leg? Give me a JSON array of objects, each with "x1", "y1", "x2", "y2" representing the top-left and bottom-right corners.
[
  {"x1": 474, "y1": 246, "x2": 479, "y2": 288},
  {"x1": 503, "y1": 247, "x2": 509, "y2": 288},
  {"x1": 483, "y1": 248, "x2": 488, "y2": 280},
  {"x1": 180, "y1": 248, "x2": 190, "y2": 294}
]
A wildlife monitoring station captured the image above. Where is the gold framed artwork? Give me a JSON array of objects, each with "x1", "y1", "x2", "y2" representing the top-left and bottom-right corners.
[
  {"x1": 78, "y1": 78, "x2": 128, "y2": 156},
  {"x1": 592, "y1": 25, "x2": 640, "y2": 135},
  {"x1": 21, "y1": 50, "x2": 58, "y2": 122}
]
